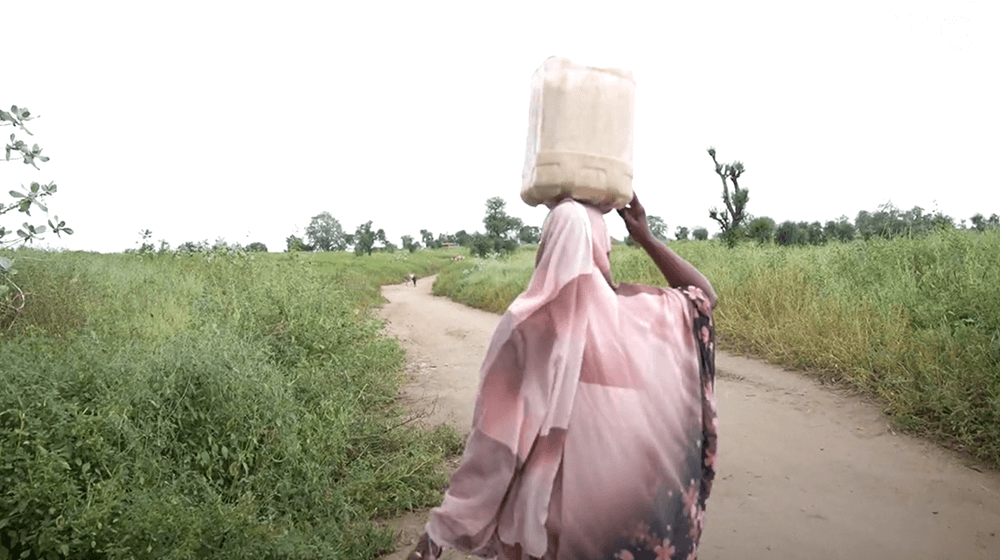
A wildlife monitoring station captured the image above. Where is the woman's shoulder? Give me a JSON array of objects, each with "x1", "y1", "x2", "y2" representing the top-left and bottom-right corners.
[{"x1": 614, "y1": 283, "x2": 713, "y2": 317}]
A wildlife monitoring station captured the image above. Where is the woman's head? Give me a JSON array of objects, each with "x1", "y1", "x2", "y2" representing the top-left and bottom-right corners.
[{"x1": 534, "y1": 199, "x2": 614, "y2": 288}]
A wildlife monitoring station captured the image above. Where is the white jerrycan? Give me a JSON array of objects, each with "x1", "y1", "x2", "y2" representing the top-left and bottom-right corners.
[{"x1": 521, "y1": 56, "x2": 635, "y2": 213}]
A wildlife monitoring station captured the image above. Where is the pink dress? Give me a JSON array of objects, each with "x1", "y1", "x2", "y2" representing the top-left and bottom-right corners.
[{"x1": 426, "y1": 199, "x2": 718, "y2": 560}]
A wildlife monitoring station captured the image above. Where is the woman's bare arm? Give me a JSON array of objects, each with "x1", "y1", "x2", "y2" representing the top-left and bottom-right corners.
[
  {"x1": 635, "y1": 235, "x2": 717, "y2": 309},
  {"x1": 618, "y1": 193, "x2": 718, "y2": 309}
]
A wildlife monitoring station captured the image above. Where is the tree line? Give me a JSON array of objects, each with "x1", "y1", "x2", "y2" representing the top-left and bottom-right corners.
[
  {"x1": 682, "y1": 147, "x2": 999, "y2": 247},
  {"x1": 4, "y1": 105, "x2": 995, "y2": 261},
  {"x1": 288, "y1": 196, "x2": 542, "y2": 257}
]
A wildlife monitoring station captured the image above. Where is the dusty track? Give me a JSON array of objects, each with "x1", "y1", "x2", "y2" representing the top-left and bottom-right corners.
[{"x1": 377, "y1": 276, "x2": 1000, "y2": 560}]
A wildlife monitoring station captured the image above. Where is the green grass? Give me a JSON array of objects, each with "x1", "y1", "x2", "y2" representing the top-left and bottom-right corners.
[
  {"x1": 433, "y1": 231, "x2": 1000, "y2": 468},
  {"x1": 0, "y1": 246, "x2": 465, "y2": 559}
]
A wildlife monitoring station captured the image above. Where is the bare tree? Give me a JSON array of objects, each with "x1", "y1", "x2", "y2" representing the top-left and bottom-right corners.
[{"x1": 706, "y1": 147, "x2": 749, "y2": 248}]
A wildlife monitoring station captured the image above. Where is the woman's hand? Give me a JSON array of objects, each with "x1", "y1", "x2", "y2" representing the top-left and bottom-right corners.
[
  {"x1": 617, "y1": 193, "x2": 653, "y2": 247},
  {"x1": 406, "y1": 533, "x2": 441, "y2": 560},
  {"x1": 617, "y1": 191, "x2": 718, "y2": 308}
]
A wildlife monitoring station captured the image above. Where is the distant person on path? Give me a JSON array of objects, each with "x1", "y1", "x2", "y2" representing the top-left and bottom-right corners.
[{"x1": 408, "y1": 194, "x2": 718, "y2": 560}]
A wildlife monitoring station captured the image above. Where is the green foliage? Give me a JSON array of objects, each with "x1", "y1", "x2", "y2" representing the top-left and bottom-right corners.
[
  {"x1": 285, "y1": 235, "x2": 310, "y2": 252},
  {"x1": 855, "y1": 202, "x2": 954, "y2": 240},
  {"x1": 2, "y1": 105, "x2": 73, "y2": 249},
  {"x1": 518, "y1": 225, "x2": 540, "y2": 245},
  {"x1": 304, "y1": 211, "x2": 347, "y2": 251},
  {"x1": 469, "y1": 232, "x2": 516, "y2": 258},
  {"x1": 746, "y1": 217, "x2": 775, "y2": 244},
  {"x1": 674, "y1": 226, "x2": 690, "y2": 241},
  {"x1": 692, "y1": 227, "x2": 709, "y2": 241},
  {"x1": 353, "y1": 221, "x2": 377, "y2": 256},
  {"x1": 775, "y1": 220, "x2": 805, "y2": 246},
  {"x1": 432, "y1": 247, "x2": 535, "y2": 312},
  {"x1": 0, "y1": 247, "x2": 465, "y2": 559},
  {"x1": 1, "y1": 106, "x2": 76, "y2": 324},
  {"x1": 969, "y1": 213, "x2": 999, "y2": 232},
  {"x1": 482, "y1": 197, "x2": 522, "y2": 242},
  {"x1": 772, "y1": 204, "x2": 955, "y2": 248},
  {"x1": 245, "y1": 242, "x2": 268, "y2": 252},
  {"x1": 177, "y1": 240, "x2": 210, "y2": 253},
  {"x1": 478, "y1": 197, "x2": 522, "y2": 257},
  {"x1": 646, "y1": 216, "x2": 668, "y2": 242},
  {"x1": 133, "y1": 228, "x2": 155, "y2": 253},
  {"x1": 706, "y1": 147, "x2": 749, "y2": 248},
  {"x1": 420, "y1": 230, "x2": 438, "y2": 250},
  {"x1": 432, "y1": 230, "x2": 1000, "y2": 469},
  {"x1": 436, "y1": 232, "x2": 455, "y2": 247},
  {"x1": 824, "y1": 216, "x2": 856, "y2": 242},
  {"x1": 400, "y1": 235, "x2": 420, "y2": 253}
]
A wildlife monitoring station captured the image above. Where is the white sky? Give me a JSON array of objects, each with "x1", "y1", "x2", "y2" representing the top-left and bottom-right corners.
[{"x1": 4, "y1": 0, "x2": 998, "y2": 253}]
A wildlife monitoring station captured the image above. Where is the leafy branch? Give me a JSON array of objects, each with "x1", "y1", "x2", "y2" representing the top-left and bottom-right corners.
[{"x1": 2, "y1": 105, "x2": 73, "y2": 248}]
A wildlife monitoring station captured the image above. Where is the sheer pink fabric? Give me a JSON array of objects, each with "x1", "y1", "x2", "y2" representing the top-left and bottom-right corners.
[{"x1": 426, "y1": 199, "x2": 718, "y2": 560}]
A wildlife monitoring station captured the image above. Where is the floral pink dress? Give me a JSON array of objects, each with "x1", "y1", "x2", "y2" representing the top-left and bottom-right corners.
[{"x1": 425, "y1": 199, "x2": 718, "y2": 560}]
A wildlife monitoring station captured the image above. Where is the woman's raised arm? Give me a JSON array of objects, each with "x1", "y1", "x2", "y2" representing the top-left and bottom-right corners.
[{"x1": 618, "y1": 193, "x2": 718, "y2": 309}]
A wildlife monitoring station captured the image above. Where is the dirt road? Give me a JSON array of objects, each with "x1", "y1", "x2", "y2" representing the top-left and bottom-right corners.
[{"x1": 377, "y1": 276, "x2": 1000, "y2": 560}]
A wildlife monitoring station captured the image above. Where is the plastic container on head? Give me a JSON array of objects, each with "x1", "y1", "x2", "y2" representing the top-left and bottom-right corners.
[{"x1": 521, "y1": 56, "x2": 635, "y2": 214}]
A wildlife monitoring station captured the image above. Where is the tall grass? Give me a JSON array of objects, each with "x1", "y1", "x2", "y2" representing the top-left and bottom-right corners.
[
  {"x1": 433, "y1": 230, "x2": 1000, "y2": 467},
  {"x1": 0, "y1": 247, "x2": 464, "y2": 559}
]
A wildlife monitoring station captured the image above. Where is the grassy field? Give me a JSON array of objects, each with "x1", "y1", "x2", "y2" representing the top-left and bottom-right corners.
[
  {"x1": 0, "y1": 246, "x2": 464, "y2": 560},
  {"x1": 434, "y1": 229, "x2": 1000, "y2": 468}
]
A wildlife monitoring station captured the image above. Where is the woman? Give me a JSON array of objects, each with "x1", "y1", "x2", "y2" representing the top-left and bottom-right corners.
[{"x1": 408, "y1": 193, "x2": 718, "y2": 560}]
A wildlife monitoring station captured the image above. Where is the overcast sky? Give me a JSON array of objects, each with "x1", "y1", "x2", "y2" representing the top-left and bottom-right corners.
[{"x1": 5, "y1": 0, "x2": 998, "y2": 253}]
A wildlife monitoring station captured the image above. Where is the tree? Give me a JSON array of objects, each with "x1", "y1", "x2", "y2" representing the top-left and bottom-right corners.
[
  {"x1": 692, "y1": 227, "x2": 709, "y2": 241},
  {"x1": 775, "y1": 221, "x2": 806, "y2": 246},
  {"x1": 518, "y1": 225, "x2": 540, "y2": 245},
  {"x1": 824, "y1": 217, "x2": 855, "y2": 242},
  {"x1": 804, "y1": 221, "x2": 826, "y2": 245},
  {"x1": 353, "y1": 221, "x2": 377, "y2": 256},
  {"x1": 285, "y1": 234, "x2": 310, "y2": 252},
  {"x1": 646, "y1": 216, "x2": 668, "y2": 242},
  {"x1": 436, "y1": 232, "x2": 456, "y2": 247},
  {"x1": 305, "y1": 211, "x2": 346, "y2": 251},
  {"x1": 454, "y1": 230, "x2": 471, "y2": 246},
  {"x1": 746, "y1": 217, "x2": 776, "y2": 244},
  {"x1": 706, "y1": 147, "x2": 749, "y2": 248},
  {"x1": 420, "y1": 229, "x2": 438, "y2": 249},
  {"x1": 401, "y1": 235, "x2": 420, "y2": 253},
  {"x1": 246, "y1": 242, "x2": 268, "y2": 252},
  {"x1": 135, "y1": 229, "x2": 155, "y2": 253},
  {"x1": 469, "y1": 232, "x2": 516, "y2": 258},
  {"x1": 674, "y1": 226, "x2": 690, "y2": 241},
  {"x1": 969, "y1": 213, "x2": 998, "y2": 232},
  {"x1": 2, "y1": 104, "x2": 73, "y2": 248},
  {"x1": 483, "y1": 197, "x2": 522, "y2": 241},
  {"x1": 480, "y1": 196, "x2": 522, "y2": 256}
]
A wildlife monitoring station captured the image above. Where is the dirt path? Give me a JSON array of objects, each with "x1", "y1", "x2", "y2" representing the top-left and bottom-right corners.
[{"x1": 377, "y1": 276, "x2": 1000, "y2": 560}]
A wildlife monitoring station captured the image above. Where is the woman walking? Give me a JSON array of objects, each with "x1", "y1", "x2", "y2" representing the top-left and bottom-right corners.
[{"x1": 408, "y1": 193, "x2": 718, "y2": 560}]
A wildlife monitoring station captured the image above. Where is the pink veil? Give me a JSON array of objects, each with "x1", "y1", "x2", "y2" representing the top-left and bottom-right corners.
[{"x1": 426, "y1": 199, "x2": 717, "y2": 559}]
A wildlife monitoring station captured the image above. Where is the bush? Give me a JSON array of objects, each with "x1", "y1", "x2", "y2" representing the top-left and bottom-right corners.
[
  {"x1": 0, "y1": 248, "x2": 464, "y2": 559},
  {"x1": 469, "y1": 233, "x2": 516, "y2": 258}
]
